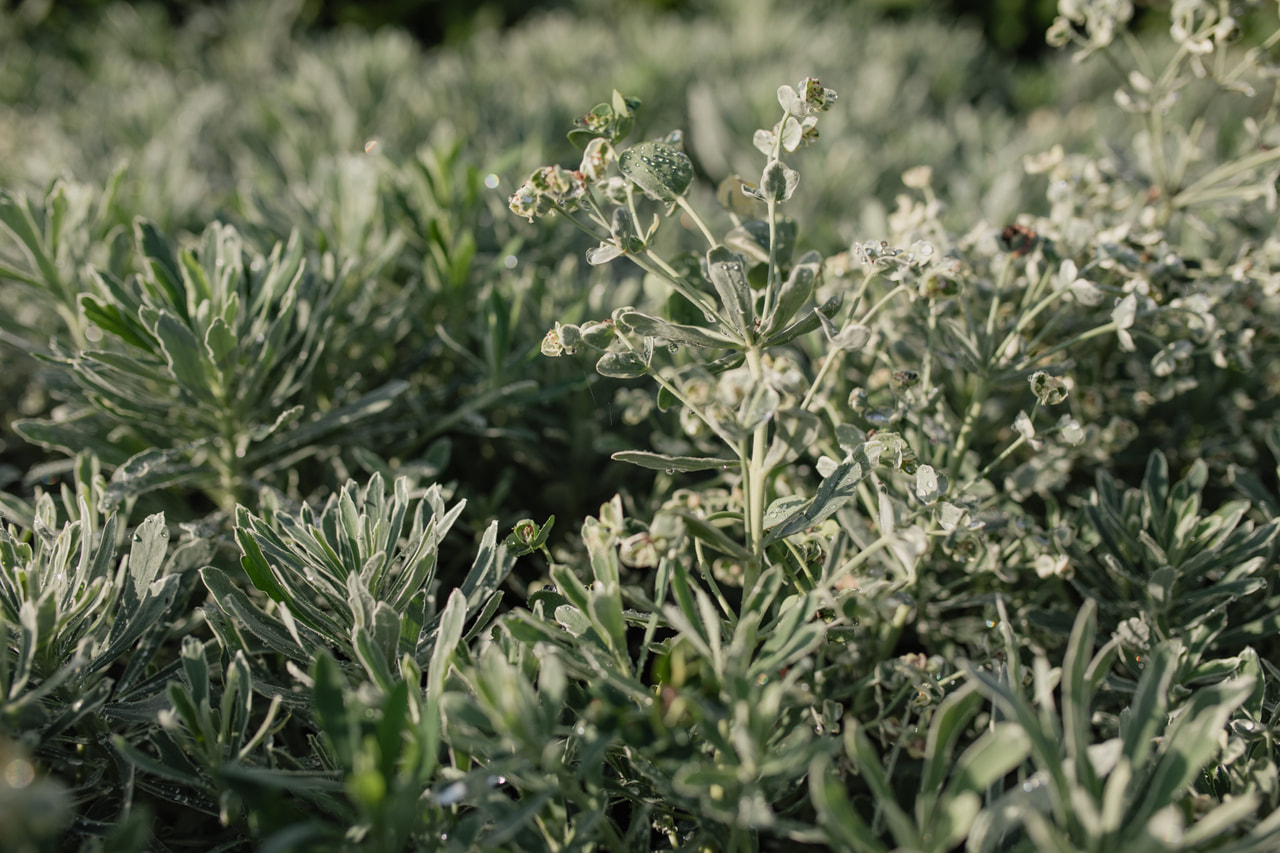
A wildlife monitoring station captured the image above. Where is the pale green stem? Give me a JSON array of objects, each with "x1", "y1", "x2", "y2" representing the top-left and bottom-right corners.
[
  {"x1": 958, "y1": 434, "x2": 1028, "y2": 495},
  {"x1": 800, "y1": 349, "x2": 842, "y2": 412},
  {"x1": 693, "y1": 538, "x2": 739, "y2": 628},
  {"x1": 639, "y1": 249, "x2": 721, "y2": 320},
  {"x1": 825, "y1": 532, "x2": 896, "y2": 589},
  {"x1": 947, "y1": 377, "x2": 987, "y2": 486},
  {"x1": 743, "y1": 346, "x2": 769, "y2": 593},
  {"x1": 675, "y1": 196, "x2": 718, "y2": 248},
  {"x1": 860, "y1": 282, "x2": 912, "y2": 325},
  {"x1": 760, "y1": 197, "x2": 781, "y2": 323},
  {"x1": 1014, "y1": 321, "x2": 1118, "y2": 374}
]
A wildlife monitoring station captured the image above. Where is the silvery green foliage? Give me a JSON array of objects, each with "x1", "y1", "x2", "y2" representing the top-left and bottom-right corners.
[
  {"x1": 7, "y1": 214, "x2": 407, "y2": 512},
  {"x1": 112, "y1": 474, "x2": 513, "y2": 848},
  {"x1": 201, "y1": 474, "x2": 511, "y2": 684},
  {"x1": 3, "y1": 0, "x2": 1280, "y2": 850},
  {"x1": 498, "y1": 0, "x2": 1280, "y2": 843}
]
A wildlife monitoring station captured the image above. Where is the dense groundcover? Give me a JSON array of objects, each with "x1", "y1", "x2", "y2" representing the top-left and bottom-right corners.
[{"x1": 4, "y1": 0, "x2": 1280, "y2": 850}]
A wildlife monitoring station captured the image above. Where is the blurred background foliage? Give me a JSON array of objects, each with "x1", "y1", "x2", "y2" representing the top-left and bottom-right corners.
[{"x1": 10, "y1": 0, "x2": 1068, "y2": 57}]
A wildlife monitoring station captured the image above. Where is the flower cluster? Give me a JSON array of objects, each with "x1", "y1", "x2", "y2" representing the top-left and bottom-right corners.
[
  {"x1": 509, "y1": 164, "x2": 589, "y2": 222},
  {"x1": 752, "y1": 77, "x2": 838, "y2": 158}
]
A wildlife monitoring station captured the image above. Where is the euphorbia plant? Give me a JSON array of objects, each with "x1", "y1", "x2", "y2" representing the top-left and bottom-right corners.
[{"x1": 509, "y1": 79, "x2": 880, "y2": 595}]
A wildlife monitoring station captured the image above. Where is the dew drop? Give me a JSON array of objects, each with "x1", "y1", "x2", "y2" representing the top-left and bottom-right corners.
[
  {"x1": 504, "y1": 255, "x2": 519, "y2": 269},
  {"x1": 484, "y1": 173, "x2": 500, "y2": 189}
]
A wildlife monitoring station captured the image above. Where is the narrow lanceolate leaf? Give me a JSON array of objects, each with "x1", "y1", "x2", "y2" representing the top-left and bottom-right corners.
[
  {"x1": 151, "y1": 311, "x2": 215, "y2": 403},
  {"x1": 764, "y1": 445, "x2": 873, "y2": 545},
  {"x1": 766, "y1": 250, "x2": 820, "y2": 335},
  {"x1": 611, "y1": 451, "x2": 734, "y2": 472},
  {"x1": 618, "y1": 310, "x2": 743, "y2": 348},
  {"x1": 809, "y1": 754, "x2": 888, "y2": 853}
]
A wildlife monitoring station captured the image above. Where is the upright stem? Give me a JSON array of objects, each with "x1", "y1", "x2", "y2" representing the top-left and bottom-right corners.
[{"x1": 743, "y1": 346, "x2": 769, "y2": 593}]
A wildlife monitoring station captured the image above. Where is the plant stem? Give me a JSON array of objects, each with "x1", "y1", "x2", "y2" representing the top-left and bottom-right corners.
[
  {"x1": 676, "y1": 196, "x2": 718, "y2": 247},
  {"x1": 743, "y1": 346, "x2": 769, "y2": 593}
]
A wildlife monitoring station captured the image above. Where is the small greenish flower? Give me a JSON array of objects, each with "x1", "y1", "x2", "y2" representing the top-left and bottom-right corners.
[
  {"x1": 799, "y1": 76, "x2": 837, "y2": 112},
  {"x1": 541, "y1": 327, "x2": 566, "y2": 356},
  {"x1": 505, "y1": 516, "x2": 555, "y2": 556},
  {"x1": 508, "y1": 181, "x2": 546, "y2": 221},
  {"x1": 580, "y1": 138, "x2": 616, "y2": 183},
  {"x1": 1029, "y1": 371, "x2": 1069, "y2": 405}
]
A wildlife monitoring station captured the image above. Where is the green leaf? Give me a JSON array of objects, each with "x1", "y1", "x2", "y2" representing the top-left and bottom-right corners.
[
  {"x1": 935, "y1": 723, "x2": 1031, "y2": 850},
  {"x1": 596, "y1": 351, "x2": 648, "y2": 379},
  {"x1": 809, "y1": 754, "x2": 887, "y2": 853},
  {"x1": 428, "y1": 589, "x2": 466, "y2": 714},
  {"x1": 619, "y1": 310, "x2": 743, "y2": 348},
  {"x1": 706, "y1": 246, "x2": 754, "y2": 337},
  {"x1": 663, "y1": 507, "x2": 751, "y2": 561},
  {"x1": 611, "y1": 451, "x2": 734, "y2": 472},
  {"x1": 766, "y1": 251, "x2": 820, "y2": 335},
  {"x1": 765, "y1": 445, "x2": 872, "y2": 545},
  {"x1": 618, "y1": 141, "x2": 693, "y2": 202},
  {"x1": 102, "y1": 446, "x2": 204, "y2": 510},
  {"x1": 1135, "y1": 675, "x2": 1255, "y2": 820},
  {"x1": 846, "y1": 722, "x2": 921, "y2": 849},
  {"x1": 151, "y1": 311, "x2": 214, "y2": 403},
  {"x1": 135, "y1": 220, "x2": 190, "y2": 323},
  {"x1": 760, "y1": 159, "x2": 799, "y2": 202},
  {"x1": 918, "y1": 682, "x2": 984, "y2": 799},
  {"x1": 761, "y1": 290, "x2": 843, "y2": 347}
]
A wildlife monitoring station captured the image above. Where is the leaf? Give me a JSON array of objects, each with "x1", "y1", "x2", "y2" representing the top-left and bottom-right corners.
[
  {"x1": 586, "y1": 242, "x2": 625, "y2": 265},
  {"x1": 428, "y1": 588, "x2": 466, "y2": 713},
  {"x1": 663, "y1": 508, "x2": 751, "y2": 561},
  {"x1": 763, "y1": 408, "x2": 821, "y2": 469},
  {"x1": 847, "y1": 723, "x2": 921, "y2": 849},
  {"x1": 766, "y1": 251, "x2": 820, "y2": 334},
  {"x1": 618, "y1": 141, "x2": 694, "y2": 202},
  {"x1": 760, "y1": 159, "x2": 799, "y2": 202},
  {"x1": 595, "y1": 351, "x2": 648, "y2": 379},
  {"x1": 1135, "y1": 675, "x2": 1255, "y2": 820},
  {"x1": 151, "y1": 311, "x2": 214, "y2": 403},
  {"x1": 761, "y1": 290, "x2": 842, "y2": 347},
  {"x1": 121, "y1": 513, "x2": 169, "y2": 613},
  {"x1": 764, "y1": 445, "x2": 873, "y2": 545},
  {"x1": 103, "y1": 446, "x2": 204, "y2": 510},
  {"x1": 611, "y1": 451, "x2": 735, "y2": 473},
  {"x1": 618, "y1": 310, "x2": 743, "y2": 348},
  {"x1": 706, "y1": 246, "x2": 754, "y2": 336},
  {"x1": 809, "y1": 754, "x2": 887, "y2": 853}
]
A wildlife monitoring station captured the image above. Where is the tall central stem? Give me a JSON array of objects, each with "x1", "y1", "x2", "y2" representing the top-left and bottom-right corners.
[{"x1": 743, "y1": 346, "x2": 769, "y2": 593}]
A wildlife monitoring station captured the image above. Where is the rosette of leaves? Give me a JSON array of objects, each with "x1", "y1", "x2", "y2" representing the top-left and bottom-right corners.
[
  {"x1": 961, "y1": 600, "x2": 1280, "y2": 851},
  {"x1": 0, "y1": 456, "x2": 209, "y2": 842},
  {"x1": 1063, "y1": 450, "x2": 1280, "y2": 669},
  {"x1": 10, "y1": 217, "x2": 407, "y2": 512},
  {"x1": 109, "y1": 475, "x2": 513, "y2": 847},
  {"x1": 199, "y1": 474, "x2": 512, "y2": 690}
]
